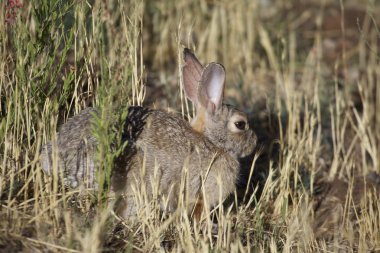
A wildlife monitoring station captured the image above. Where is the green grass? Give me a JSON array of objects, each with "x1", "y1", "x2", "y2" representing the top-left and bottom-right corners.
[{"x1": 1, "y1": 0, "x2": 380, "y2": 252}]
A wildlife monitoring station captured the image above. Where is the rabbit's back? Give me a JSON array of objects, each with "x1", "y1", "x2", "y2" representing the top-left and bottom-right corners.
[{"x1": 40, "y1": 108, "x2": 98, "y2": 188}]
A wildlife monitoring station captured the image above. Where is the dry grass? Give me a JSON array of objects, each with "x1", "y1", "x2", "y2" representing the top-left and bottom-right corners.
[{"x1": 1, "y1": 0, "x2": 379, "y2": 252}]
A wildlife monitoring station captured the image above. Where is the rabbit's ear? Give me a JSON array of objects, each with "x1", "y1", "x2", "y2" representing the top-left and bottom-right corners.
[
  {"x1": 198, "y1": 63, "x2": 225, "y2": 114},
  {"x1": 182, "y1": 48, "x2": 203, "y2": 106}
]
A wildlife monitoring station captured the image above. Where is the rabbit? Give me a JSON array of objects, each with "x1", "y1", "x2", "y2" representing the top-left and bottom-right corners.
[
  {"x1": 111, "y1": 49, "x2": 257, "y2": 219},
  {"x1": 39, "y1": 48, "x2": 257, "y2": 221}
]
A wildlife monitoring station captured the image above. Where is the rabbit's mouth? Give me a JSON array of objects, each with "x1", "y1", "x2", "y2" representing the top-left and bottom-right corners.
[{"x1": 235, "y1": 130, "x2": 257, "y2": 159}]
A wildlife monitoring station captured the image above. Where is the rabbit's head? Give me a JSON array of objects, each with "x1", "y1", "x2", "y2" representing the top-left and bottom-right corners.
[{"x1": 182, "y1": 49, "x2": 256, "y2": 159}]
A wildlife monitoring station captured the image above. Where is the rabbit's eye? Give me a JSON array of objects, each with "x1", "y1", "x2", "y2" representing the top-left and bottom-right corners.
[{"x1": 234, "y1": 121, "x2": 246, "y2": 130}]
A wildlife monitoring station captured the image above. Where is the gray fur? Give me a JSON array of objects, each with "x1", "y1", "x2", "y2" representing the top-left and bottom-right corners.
[
  {"x1": 40, "y1": 107, "x2": 98, "y2": 188},
  {"x1": 112, "y1": 104, "x2": 256, "y2": 218}
]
